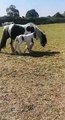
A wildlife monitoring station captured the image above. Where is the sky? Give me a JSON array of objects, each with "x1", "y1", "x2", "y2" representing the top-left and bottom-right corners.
[{"x1": 0, "y1": 0, "x2": 65, "y2": 17}]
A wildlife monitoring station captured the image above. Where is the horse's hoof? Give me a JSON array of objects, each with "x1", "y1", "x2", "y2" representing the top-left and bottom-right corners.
[{"x1": 15, "y1": 51, "x2": 19, "y2": 55}]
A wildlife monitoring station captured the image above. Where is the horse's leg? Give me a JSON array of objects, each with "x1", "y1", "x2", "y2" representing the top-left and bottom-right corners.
[
  {"x1": 24, "y1": 46, "x2": 31, "y2": 53},
  {"x1": 10, "y1": 39, "x2": 15, "y2": 53},
  {"x1": 15, "y1": 39, "x2": 22, "y2": 54},
  {"x1": 24, "y1": 45, "x2": 28, "y2": 53},
  {"x1": 29, "y1": 38, "x2": 34, "y2": 50},
  {"x1": 14, "y1": 41, "x2": 18, "y2": 54},
  {"x1": 24, "y1": 39, "x2": 34, "y2": 53},
  {"x1": 24, "y1": 41, "x2": 32, "y2": 53},
  {"x1": 0, "y1": 27, "x2": 9, "y2": 51},
  {"x1": 27, "y1": 47, "x2": 32, "y2": 53},
  {"x1": 16, "y1": 42, "x2": 21, "y2": 54}
]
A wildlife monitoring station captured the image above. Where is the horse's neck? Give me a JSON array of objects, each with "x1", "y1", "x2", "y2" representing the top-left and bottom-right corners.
[
  {"x1": 27, "y1": 33, "x2": 34, "y2": 38},
  {"x1": 21, "y1": 33, "x2": 33, "y2": 41}
]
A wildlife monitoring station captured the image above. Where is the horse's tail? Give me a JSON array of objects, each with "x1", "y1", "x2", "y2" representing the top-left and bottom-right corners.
[{"x1": 0, "y1": 27, "x2": 9, "y2": 51}]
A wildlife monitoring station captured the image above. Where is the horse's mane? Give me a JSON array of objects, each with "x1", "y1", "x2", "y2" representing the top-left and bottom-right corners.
[
  {"x1": 25, "y1": 22, "x2": 36, "y2": 27},
  {"x1": 27, "y1": 23, "x2": 45, "y2": 33}
]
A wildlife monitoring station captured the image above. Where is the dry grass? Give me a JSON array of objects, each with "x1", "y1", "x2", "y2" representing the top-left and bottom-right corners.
[{"x1": 0, "y1": 23, "x2": 65, "y2": 120}]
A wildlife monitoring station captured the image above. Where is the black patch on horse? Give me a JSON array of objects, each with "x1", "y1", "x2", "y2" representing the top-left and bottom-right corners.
[
  {"x1": 26, "y1": 26, "x2": 31, "y2": 32},
  {"x1": 30, "y1": 27, "x2": 35, "y2": 32},
  {"x1": 33, "y1": 32, "x2": 37, "y2": 38},
  {"x1": 26, "y1": 26, "x2": 35, "y2": 33},
  {"x1": 22, "y1": 36, "x2": 24, "y2": 41},
  {"x1": 11, "y1": 25, "x2": 25, "y2": 39}
]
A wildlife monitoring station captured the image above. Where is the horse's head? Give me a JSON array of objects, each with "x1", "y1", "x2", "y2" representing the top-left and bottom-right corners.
[
  {"x1": 40, "y1": 32, "x2": 47, "y2": 47},
  {"x1": 35, "y1": 27, "x2": 47, "y2": 47}
]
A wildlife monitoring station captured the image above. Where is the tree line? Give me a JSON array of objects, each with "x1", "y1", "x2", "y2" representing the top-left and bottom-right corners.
[
  {"x1": 6, "y1": 5, "x2": 39, "y2": 18},
  {"x1": 0, "y1": 5, "x2": 65, "y2": 26}
]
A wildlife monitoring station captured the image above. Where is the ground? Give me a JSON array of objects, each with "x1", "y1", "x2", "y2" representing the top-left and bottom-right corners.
[{"x1": 0, "y1": 23, "x2": 65, "y2": 120}]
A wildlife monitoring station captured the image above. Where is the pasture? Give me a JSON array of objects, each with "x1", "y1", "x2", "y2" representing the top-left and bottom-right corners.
[{"x1": 0, "y1": 23, "x2": 65, "y2": 120}]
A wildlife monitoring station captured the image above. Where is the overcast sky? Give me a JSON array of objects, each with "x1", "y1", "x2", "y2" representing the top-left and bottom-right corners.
[{"x1": 0, "y1": 0, "x2": 65, "y2": 17}]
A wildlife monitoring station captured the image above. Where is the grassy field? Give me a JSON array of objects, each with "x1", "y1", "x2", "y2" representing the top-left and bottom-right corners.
[{"x1": 0, "y1": 23, "x2": 65, "y2": 120}]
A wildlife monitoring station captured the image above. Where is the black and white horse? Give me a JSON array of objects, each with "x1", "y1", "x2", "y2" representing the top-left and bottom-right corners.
[
  {"x1": 15, "y1": 32, "x2": 36, "y2": 54},
  {"x1": 0, "y1": 23, "x2": 47, "y2": 53}
]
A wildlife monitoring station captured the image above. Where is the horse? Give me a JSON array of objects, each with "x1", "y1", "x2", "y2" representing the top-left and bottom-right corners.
[
  {"x1": 15, "y1": 32, "x2": 37, "y2": 54},
  {"x1": 0, "y1": 23, "x2": 47, "y2": 53}
]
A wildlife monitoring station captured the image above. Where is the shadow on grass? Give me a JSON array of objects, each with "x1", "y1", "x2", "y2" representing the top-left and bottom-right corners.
[
  {"x1": 0, "y1": 50, "x2": 60, "y2": 57},
  {"x1": 13, "y1": 50, "x2": 60, "y2": 57},
  {"x1": 22, "y1": 51, "x2": 60, "y2": 57}
]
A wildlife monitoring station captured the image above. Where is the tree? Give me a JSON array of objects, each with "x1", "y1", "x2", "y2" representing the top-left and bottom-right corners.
[
  {"x1": 6, "y1": 5, "x2": 20, "y2": 17},
  {"x1": 52, "y1": 12, "x2": 64, "y2": 18},
  {"x1": 25, "y1": 9, "x2": 39, "y2": 18}
]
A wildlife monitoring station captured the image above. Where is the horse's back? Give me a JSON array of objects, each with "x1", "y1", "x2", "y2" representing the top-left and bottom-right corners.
[{"x1": 9, "y1": 24, "x2": 25, "y2": 39}]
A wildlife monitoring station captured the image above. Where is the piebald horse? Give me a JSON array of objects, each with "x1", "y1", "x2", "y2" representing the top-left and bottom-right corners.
[
  {"x1": 0, "y1": 23, "x2": 47, "y2": 53},
  {"x1": 15, "y1": 32, "x2": 37, "y2": 54}
]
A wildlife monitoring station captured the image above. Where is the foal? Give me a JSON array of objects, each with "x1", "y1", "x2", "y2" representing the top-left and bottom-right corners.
[{"x1": 15, "y1": 32, "x2": 36, "y2": 54}]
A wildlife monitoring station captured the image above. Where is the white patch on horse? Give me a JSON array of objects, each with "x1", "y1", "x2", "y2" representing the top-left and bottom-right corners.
[
  {"x1": 8, "y1": 24, "x2": 14, "y2": 37},
  {"x1": 15, "y1": 32, "x2": 36, "y2": 54}
]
